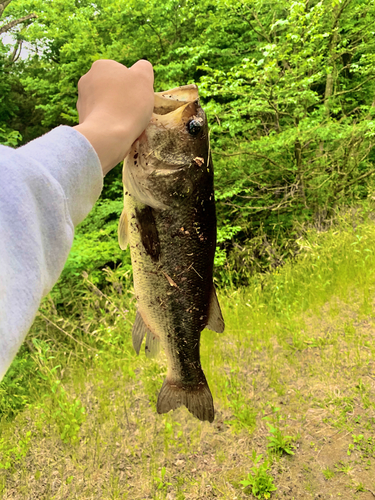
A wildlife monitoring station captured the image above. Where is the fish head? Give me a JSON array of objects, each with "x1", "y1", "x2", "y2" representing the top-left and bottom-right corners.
[{"x1": 123, "y1": 85, "x2": 210, "y2": 210}]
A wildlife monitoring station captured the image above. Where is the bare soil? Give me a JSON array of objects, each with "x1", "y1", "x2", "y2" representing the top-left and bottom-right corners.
[{"x1": 1, "y1": 293, "x2": 375, "y2": 499}]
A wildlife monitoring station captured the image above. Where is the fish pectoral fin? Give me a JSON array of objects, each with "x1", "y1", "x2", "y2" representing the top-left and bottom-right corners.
[
  {"x1": 145, "y1": 330, "x2": 161, "y2": 359},
  {"x1": 156, "y1": 376, "x2": 214, "y2": 423},
  {"x1": 206, "y1": 286, "x2": 225, "y2": 333},
  {"x1": 123, "y1": 162, "x2": 168, "y2": 210},
  {"x1": 132, "y1": 310, "x2": 149, "y2": 355},
  {"x1": 118, "y1": 208, "x2": 129, "y2": 250}
]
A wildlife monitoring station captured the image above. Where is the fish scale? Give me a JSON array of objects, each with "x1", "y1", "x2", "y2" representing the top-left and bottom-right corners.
[{"x1": 118, "y1": 85, "x2": 225, "y2": 422}]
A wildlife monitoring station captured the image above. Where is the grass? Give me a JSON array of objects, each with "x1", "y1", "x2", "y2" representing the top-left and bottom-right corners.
[{"x1": 1, "y1": 207, "x2": 375, "y2": 498}]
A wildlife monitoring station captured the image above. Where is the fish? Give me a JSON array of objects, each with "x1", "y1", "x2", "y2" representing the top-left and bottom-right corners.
[{"x1": 118, "y1": 84, "x2": 224, "y2": 423}]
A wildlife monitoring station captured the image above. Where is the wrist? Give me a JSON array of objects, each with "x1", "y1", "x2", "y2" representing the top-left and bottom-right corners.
[{"x1": 73, "y1": 120, "x2": 131, "y2": 176}]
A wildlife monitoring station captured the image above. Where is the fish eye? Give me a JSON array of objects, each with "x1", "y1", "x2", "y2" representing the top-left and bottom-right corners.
[{"x1": 187, "y1": 119, "x2": 203, "y2": 136}]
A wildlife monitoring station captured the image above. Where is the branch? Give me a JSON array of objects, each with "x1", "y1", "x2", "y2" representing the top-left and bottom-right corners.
[
  {"x1": 333, "y1": 77, "x2": 373, "y2": 97},
  {"x1": 0, "y1": 12, "x2": 38, "y2": 34},
  {"x1": 8, "y1": 37, "x2": 22, "y2": 62},
  {"x1": 221, "y1": 193, "x2": 296, "y2": 213},
  {"x1": 212, "y1": 150, "x2": 286, "y2": 171},
  {"x1": 252, "y1": 10, "x2": 272, "y2": 43},
  {"x1": 143, "y1": 21, "x2": 165, "y2": 55},
  {"x1": 38, "y1": 312, "x2": 99, "y2": 354},
  {"x1": 0, "y1": 0, "x2": 12, "y2": 19},
  {"x1": 243, "y1": 16, "x2": 269, "y2": 43},
  {"x1": 221, "y1": 183, "x2": 300, "y2": 212},
  {"x1": 329, "y1": 0, "x2": 352, "y2": 50},
  {"x1": 335, "y1": 166, "x2": 375, "y2": 196}
]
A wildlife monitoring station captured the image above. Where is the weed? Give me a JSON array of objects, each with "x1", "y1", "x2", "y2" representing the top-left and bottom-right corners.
[
  {"x1": 239, "y1": 451, "x2": 277, "y2": 499},
  {"x1": 266, "y1": 424, "x2": 295, "y2": 456},
  {"x1": 223, "y1": 372, "x2": 257, "y2": 432},
  {"x1": 0, "y1": 345, "x2": 36, "y2": 420},
  {"x1": 2, "y1": 206, "x2": 375, "y2": 497},
  {"x1": 154, "y1": 466, "x2": 172, "y2": 493},
  {"x1": 335, "y1": 461, "x2": 354, "y2": 475},
  {"x1": 0, "y1": 430, "x2": 32, "y2": 471},
  {"x1": 322, "y1": 467, "x2": 335, "y2": 480},
  {"x1": 347, "y1": 434, "x2": 375, "y2": 458},
  {"x1": 31, "y1": 339, "x2": 86, "y2": 445},
  {"x1": 141, "y1": 361, "x2": 166, "y2": 410},
  {"x1": 162, "y1": 419, "x2": 182, "y2": 455},
  {"x1": 355, "y1": 482, "x2": 365, "y2": 492},
  {"x1": 262, "y1": 405, "x2": 296, "y2": 456}
]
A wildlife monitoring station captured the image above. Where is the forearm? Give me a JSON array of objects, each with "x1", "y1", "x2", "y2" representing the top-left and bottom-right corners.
[
  {"x1": 73, "y1": 118, "x2": 130, "y2": 176},
  {"x1": 0, "y1": 126, "x2": 103, "y2": 381}
]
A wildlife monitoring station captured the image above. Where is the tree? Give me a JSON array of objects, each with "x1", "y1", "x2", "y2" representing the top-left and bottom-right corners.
[
  {"x1": 197, "y1": 0, "x2": 375, "y2": 274},
  {"x1": 0, "y1": 0, "x2": 39, "y2": 145},
  {"x1": 0, "y1": 0, "x2": 38, "y2": 64},
  {"x1": 1, "y1": 0, "x2": 375, "y2": 280}
]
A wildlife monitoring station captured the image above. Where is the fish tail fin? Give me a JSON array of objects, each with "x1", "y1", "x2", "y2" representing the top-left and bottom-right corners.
[{"x1": 156, "y1": 376, "x2": 214, "y2": 423}]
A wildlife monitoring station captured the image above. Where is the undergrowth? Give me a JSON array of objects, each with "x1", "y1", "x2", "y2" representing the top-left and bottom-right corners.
[{"x1": 1, "y1": 203, "x2": 375, "y2": 498}]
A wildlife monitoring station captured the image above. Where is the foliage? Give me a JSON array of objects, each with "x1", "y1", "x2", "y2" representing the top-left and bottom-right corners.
[
  {"x1": 222, "y1": 370, "x2": 257, "y2": 432},
  {"x1": 0, "y1": 430, "x2": 31, "y2": 471},
  {"x1": 1, "y1": 0, "x2": 375, "y2": 284},
  {"x1": 347, "y1": 433, "x2": 375, "y2": 458},
  {"x1": 262, "y1": 404, "x2": 296, "y2": 456},
  {"x1": 154, "y1": 466, "x2": 172, "y2": 492},
  {"x1": 0, "y1": 345, "x2": 35, "y2": 419},
  {"x1": 266, "y1": 424, "x2": 295, "y2": 457},
  {"x1": 239, "y1": 451, "x2": 277, "y2": 499},
  {"x1": 31, "y1": 338, "x2": 86, "y2": 445}
]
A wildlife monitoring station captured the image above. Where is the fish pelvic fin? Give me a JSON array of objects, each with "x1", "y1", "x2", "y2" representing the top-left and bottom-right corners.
[
  {"x1": 156, "y1": 376, "x2": 214, "y2": 423},
  {"x1": 206, "y1": 286, "x2": 225, "y2": 333},
  {"x1": 132, "y1": 311, "x2": 160, "y2": 358},
  {"x1": 145, "y1": 330, "x2": 161, "y2": 358},
  {"x1": 118, "y1": 208, "x2": 129, "y2": 250},
  {"x1": 132, "y1": 311, "x2": 149, "y2": 355}
]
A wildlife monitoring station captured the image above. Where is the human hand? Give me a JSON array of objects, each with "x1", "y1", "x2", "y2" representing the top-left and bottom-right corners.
[{"x1": 73, "y1": 59, "x2": 154, "y2": 175}]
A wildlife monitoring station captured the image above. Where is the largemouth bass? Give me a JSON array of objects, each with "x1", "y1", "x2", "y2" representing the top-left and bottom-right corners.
[{"x1": 118, "y1": 84, "x2": 224, "y2": 423}]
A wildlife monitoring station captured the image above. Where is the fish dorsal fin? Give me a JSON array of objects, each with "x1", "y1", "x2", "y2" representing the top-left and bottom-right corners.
[
  {"x1": 206, "y1": 286, "x2": 225, "y2": 333},
  {"x1": 145, "y1": 330, "x2": 161, "y2": 358},
  {"x1": 132, "y1": 310, "x2": 149, "y2": 354},
  {"x1": 118, "y1": 208, "x2": 129, "y2": 250}
]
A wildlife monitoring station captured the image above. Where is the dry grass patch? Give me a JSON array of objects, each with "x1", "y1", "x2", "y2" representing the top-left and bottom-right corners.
[{"x1": 1, "y1": 289, "x2": 375, "y2": 499}]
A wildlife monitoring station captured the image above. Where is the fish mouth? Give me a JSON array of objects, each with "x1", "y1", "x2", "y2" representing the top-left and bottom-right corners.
[
  {"x1": 153, "y1": 84, "x2": 199, "y2": 115},
  {"x1": 123, "y1": 85, "x2": 206, "y2": 210},
  {"x1": 151, "y1": 85, "x2": 203, "y2": 132}
]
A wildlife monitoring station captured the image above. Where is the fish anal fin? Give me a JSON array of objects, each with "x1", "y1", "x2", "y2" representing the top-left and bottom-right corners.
[
  {"x1": 145, "y1": 330, "x2": 161, "y2": 358},
  {"x1": 118, "y1": 208, "x2": 129, "y2": 250},
  {"x1": 156, "y1": 376, "x2": 214, "y2": 423},
  {"x1": 206, "y1": 286, "x2": 225, "y2": 333}
]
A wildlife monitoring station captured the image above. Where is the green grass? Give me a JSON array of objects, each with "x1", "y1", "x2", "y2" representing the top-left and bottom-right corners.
[{"x1": 1, "y1": 206, "x2": 375, "y2": 498}]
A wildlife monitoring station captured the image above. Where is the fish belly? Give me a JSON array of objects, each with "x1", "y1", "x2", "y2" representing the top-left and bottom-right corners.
[{"x1": 125, "y1": 192, "x2": 216, "y2": 422}]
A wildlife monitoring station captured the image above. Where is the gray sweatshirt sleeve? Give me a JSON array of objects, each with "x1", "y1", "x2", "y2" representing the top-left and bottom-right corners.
[{"x1": 0, "y1": 125, "x2": 103, "y2": 381}]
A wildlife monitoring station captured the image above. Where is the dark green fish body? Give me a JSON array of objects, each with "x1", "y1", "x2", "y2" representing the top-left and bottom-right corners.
[{"x1": 118, "y1": 85, "x2": 224, "y2": 422}]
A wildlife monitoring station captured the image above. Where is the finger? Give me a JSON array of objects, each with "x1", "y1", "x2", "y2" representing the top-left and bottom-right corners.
[{"x1": 129, "y1": 59, "x2": 154, "y2": 85}]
